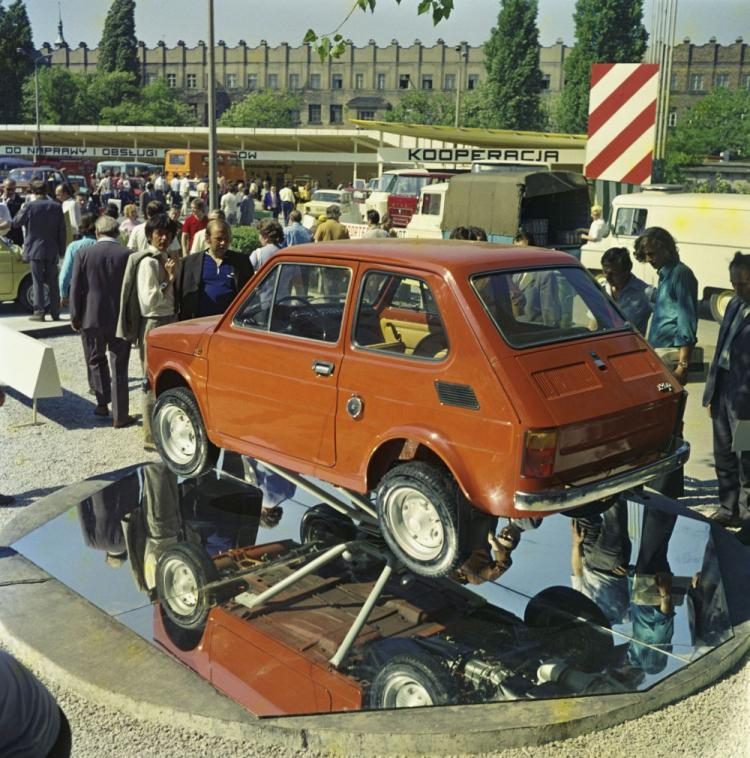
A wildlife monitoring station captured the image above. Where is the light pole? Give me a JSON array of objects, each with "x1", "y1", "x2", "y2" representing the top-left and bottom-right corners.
[
  {"x1": 453, "y1": 42, "x2": 468, "y2": 128},
  {"x1": 17, "y1": 48, "x2": 52, "y2": 160},
  {"x1": 206, "y1": 0, "x2": 218, "y2": 210}
]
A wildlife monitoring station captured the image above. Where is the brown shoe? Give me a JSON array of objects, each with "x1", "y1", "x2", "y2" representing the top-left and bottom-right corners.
[
  {"x1": 28, "y1": 314, "x2": 45, "y2": 322},
  {"x1": 93, "y1": 405, "x2": 109, "y2": 417},
  {"x1": 113, "y1": 415, "x2": 137, "y2": 429}
]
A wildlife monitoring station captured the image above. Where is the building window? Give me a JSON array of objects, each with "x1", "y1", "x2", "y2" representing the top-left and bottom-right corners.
[
  {"x1": 468, "y1": 74, "x2": 480, "y2": 90},
  {"x1": 330, "y1": 104, "x2": 343, "y2": 124},
  {"x1": 247, "y1": 73, "x2": 258, "y2": 90},
  {"x1": 267, "y1": 74, "x2": 278, "y2": 90},
  {"x1": 357, "y1": 109, "x2": 375, "y2": 120},
  {"x1": 145, "y1": 72, "x2": 157, "y2": 85},
  {"x1": 667, "y1": 108, "x2": 677, "y2": 127},
  {"x1": 186, "y1": 73, "x2": 197, "y2": 89},
  {"x1": 308, "y1": 104, "x2": 321, "y2": 123},
  {"x1": 226, "y1": 73, "x2": 237, "y2": 89},
  {"x1": 541, "y1": 74, "x2": 550, "y2": 91},
  {"x1": 743, "y1": 74, "x2": 750, "y2": 90},
  {"x1": 714, "y1": 73, "x2": 729, "y2": 88},
  {"x1": 689, "y1": 73, "x2": 704, "y2": 91},
  {"x1": 355, "y1": 73, "x2": 364, "y2": 90},
  {"x1": 166, "y1": 73, "x2": 177, "y2": 88},
  {"x1": 421, "y1": 75, "x2": 432, "y2": 90},
  {"x1": 376, "y1": 73, "x2": 386, "y2": 90},
  {"x1": 399, "y1": 74, "x2": 411, "y2": 90},
  {"x1": 289, "y1": 73, "x2": 299, "y2": 89},
  {"x1": 310, "y1": 73, "x2": 321, "y2": 89},
  {"x1": 444, "y1": 73, "x2": 455, "y2": 90},
  {"x1": 670, "y1": 73, "x2": 678, "y2": 91},
  {"x1": 332, "y1": 73, "x2": 343, "y2": 89}
]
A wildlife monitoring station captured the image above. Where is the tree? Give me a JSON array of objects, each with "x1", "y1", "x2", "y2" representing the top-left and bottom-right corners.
[
  {"x1": 99, "y1": 79, "x2": 197, "y2": 126},
  {"x1": 21, "y1": 68, "x2": 84, "y2": 124},
  {"x1": 0, "y1": 0, "x2": 34, "y2": 122},
  {"x1": 98, "y1": 0, "x2": 139, "y2": 78},
  {"x1": 557, "y1": 0, "x2": 648, "y2": 134},
  {"x1": 218, "y1": 91, "x2": 302, "y2": 128},
  {"x1": 665, "y1": 88, "x2": 750, "y2": 181},
  {"x1": 384, "y1": 91, "x2": 454, "y2": 125},
  {"x1": 481, "y1": 0, "x2": 545, "y2": 130}
]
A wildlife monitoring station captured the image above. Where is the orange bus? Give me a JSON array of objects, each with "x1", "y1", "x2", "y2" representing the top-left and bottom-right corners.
[{"x1": 164, "y1": 149, "x2": 245, "y2": 182}]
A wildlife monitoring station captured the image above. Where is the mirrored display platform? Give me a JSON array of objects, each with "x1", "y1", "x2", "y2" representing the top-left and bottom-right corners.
[{"x1": 12, "y1": 459, "x2": 734, "y2": 717}]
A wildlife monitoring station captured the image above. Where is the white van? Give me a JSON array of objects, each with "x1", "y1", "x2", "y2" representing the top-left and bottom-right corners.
[
  {"x1": 580, "y1": 190, "x2": 750, "y2": 321},
  {"x1": 95, "y1": 160, "x2": 158, "y2": 178}
]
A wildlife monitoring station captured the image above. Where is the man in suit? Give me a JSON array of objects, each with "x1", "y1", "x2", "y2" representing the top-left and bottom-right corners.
[
  {"x1": 703, "y1": 251, "x2": 750, "y2": 539},
  {"x1": 177, "y1": 218, "x2": 253, "y2": 321},
  {"x1": 70, "y1": 215, "x2": 135, "y2": 428},
  {"x1": 5, "y1": 179, "x2": 66, "y2": 321}
]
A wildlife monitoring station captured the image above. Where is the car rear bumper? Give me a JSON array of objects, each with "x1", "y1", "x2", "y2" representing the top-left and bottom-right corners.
[{"x1": 513, "y1": 439, "x2": 690, "y2": 512}]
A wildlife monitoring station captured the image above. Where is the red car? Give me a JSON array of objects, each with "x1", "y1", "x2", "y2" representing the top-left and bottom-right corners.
[{"x1": 147, "y1": 241, "x2": 688, "y2": 578}]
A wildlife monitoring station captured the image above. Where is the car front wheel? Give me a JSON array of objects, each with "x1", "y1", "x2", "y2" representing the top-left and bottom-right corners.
[
  {"x1": 376, "y1": 461, "x2": 461, "y2": 577},
  {"x1": 17, "y1": 275, "x2": 50, "y2": 313},
  {"x1": 368, "y1": 648, "x2": 456, "y2": 708},
  {"x1": 152, "y1": 386, "x2": 218, "y2": 478}
]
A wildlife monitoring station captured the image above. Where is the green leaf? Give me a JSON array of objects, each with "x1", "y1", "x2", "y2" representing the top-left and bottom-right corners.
[{"x1": 303, "y1": 28, "x2": 318, "y2": 44}]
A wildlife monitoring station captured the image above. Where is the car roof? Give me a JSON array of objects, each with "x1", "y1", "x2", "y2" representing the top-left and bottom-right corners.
[
  {"x1": 614, "y1": 191, "x2": 750, "y2": 210},
  {"x1": 274, "y1": 239, "x2": 578, "y2": 277}
]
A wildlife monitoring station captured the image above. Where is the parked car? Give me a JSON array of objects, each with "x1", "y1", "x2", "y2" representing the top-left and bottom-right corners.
[
  {"x1": 7, "y1": 166, "x2": 66, "y2": 197},
  {"x1": 0, "y1": 236, "x2": 43, "y2": 311},
  {"x1": 303, "y1": 189, "x2": 363, "y2": 226},
  {"x1": 147, "y1": 240, "x2": 689, "y2": 577}
]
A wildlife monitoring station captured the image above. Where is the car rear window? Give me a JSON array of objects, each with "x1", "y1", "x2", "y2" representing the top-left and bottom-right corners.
[{"x1": 471, "y1": 266, "x2": 628, "y2": 348}]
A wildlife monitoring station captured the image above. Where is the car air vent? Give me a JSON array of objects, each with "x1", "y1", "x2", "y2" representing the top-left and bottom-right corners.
[{"x1": 435, "y1": 381, "x2": 480, "y2": 410}]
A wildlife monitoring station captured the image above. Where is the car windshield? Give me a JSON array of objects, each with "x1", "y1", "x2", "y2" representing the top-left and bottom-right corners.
[
  {"x1": 375, "y1": 173, "x2": 398, "y2": 193},
  {"x1": 471, "y1": 266, "x2": 628, "y2": 348},
  {"x1": 312, "y1": 191, "x2": 341, "y2": 203},
  {"x1": 8, "y1": 168, "x2": 47, "y2": 182}
]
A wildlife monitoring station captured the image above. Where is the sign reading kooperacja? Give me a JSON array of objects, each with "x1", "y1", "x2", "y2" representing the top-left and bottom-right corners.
[
  {"x1": 378, "y1": 147, "x2": 585, "y2": 165},
  {"x1": 0, "y1": 145, "x2": 167, "y2": 159}
]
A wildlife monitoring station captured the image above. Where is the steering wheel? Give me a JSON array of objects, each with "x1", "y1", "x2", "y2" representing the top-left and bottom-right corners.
[{"x1": 275, "y1": 295, "x2": 312, "y2": 307}]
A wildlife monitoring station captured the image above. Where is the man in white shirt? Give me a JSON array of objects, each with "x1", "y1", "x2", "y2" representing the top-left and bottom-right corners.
[
  {"x1": 56, "y1": 183, "x2": 81, "y2": 240},
  {"x1": 179, "y1": 175, "x2": 191, "y2": 214},
  {"x1": 581, "y1": 205, "x2": 609, "y2": 243},
  {"x1": 279, "y1": 183, "x2": 296, "y2": 225},
  {"x1": 220, "y1": 186, "x2": 239, "y2": 225}
]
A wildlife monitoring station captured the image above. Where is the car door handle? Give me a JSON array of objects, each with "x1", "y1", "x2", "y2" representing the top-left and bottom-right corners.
[{"x1": 312, "y1": 360, "x2": 335, "y2": 377}]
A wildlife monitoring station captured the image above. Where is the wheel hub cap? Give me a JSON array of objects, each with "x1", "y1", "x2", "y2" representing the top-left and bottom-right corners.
[
  {"x1": 384, "y1": 486, "x2": 444, "y2": 561},
  {"x1": 158, "y1": 406, "x2": 197, "y2": 465}
]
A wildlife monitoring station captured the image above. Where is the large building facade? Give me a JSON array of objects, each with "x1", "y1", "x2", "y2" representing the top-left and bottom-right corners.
[{"x1": 40, "y1": 36, "x2": 750, "y2": 128}]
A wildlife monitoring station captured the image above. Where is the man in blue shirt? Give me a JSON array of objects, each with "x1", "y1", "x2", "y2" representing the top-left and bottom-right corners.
[
  {"x1": 635, "y1": 227, "x2": 698, "y2": 387},
  {"x1": 600, "y1": 247, "x2": 652, "y2": 335},
  {"x1": 284, "y1": 209, "x2": 312, "y2": 246}
]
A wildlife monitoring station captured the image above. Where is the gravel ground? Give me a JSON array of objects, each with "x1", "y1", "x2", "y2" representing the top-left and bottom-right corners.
[{"x1": 1, "y1": 332, "x2": 748, "y2": 757}]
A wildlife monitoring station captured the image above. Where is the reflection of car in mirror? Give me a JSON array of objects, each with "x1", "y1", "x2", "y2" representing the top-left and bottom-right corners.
[{"x1": 147, "y1": 241, "x2": 689, "y2": 578}]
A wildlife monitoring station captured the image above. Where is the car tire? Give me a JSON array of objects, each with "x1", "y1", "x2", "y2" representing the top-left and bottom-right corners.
[
  {"x1": 525, "y1": 585, "x2": 614, "y2": 672},
  {"x1": 376, "y1": 462, "x2": 461, "y2": 577},
  {"x1": 155, "y1": 542, "x2": 218, "y2": 634},
  {"x1": 17, "y1": 275, "x2": 49, "y2": 313},
  {"x1": 152, "y1": 387, "x2": 218, "y2": 478},
  {"x1": 300, "y1": 504, "x2": 358, "y2": 547},
  {"x1": 709, "y1": 289, "x2": 734, "y2": 324},
  {"x1": 368, "y1": 648, "x2": 456, "y2": 709}
]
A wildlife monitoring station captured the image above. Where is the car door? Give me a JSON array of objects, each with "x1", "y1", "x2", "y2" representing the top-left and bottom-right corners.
[{"x1": 205, "y1": 258, "x2": 355, "y2": 467}]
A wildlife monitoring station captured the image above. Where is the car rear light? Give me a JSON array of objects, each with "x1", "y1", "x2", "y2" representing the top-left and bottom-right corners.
[{"x1": 522, "y1": 430, "x2": 558, "y2": 478}]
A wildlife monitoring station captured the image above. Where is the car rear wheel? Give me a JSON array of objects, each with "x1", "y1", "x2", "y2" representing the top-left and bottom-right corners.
[
  {"x1": 709, "y1": 290, "x2": 734, "y2": 323},
  {"x1": 17, "y1": 275, "x2": 50, "y2": 313},
  {"x1": 368, "y1": 648, "x2": 456, "y2": 709},
  {"x1": 152, "y1": 387, "x2": 218, "y2": 478},
  {"x1": 376, "y1": 462, "x2": 461, "y2": 577},
  {"x1": 155, "y1": 542, "x2": 218, "y2": 633}
]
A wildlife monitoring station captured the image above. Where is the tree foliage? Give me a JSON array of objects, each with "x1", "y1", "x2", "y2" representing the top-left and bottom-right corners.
[
  {"x1": 218, "y1": 91, "x2": 302, "y2": 128},
  {"x1": 305, "y1": 0, "x2": 454, "y2": 60},
  {"x1": 481, "y1": 0, "x2": 545, "y2": 130},
  {"x1": 0, "y1": 0, "x2": 34, "y2": 122},
  {"x1": 557, "y1": 0, "x2": 648, "y2": 134},
  {"x1": 665, "y1": 88, "x2": 750, "y2": 181},
  {"x1": 22, "y1": 70, "x2": 196, "y2": 127},
  {"x1": 98, "y1": 0, "x2": 139, "y2": 77},
  {"x1": 384, "y1": 91, "x2": 454, "y2": 125}
]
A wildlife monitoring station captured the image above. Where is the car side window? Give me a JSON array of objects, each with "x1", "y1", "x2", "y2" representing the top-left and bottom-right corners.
[
  {"x1": 235, "y1": 262, "x2": 351, "y2": 343},
  {"x1": 354, "y1": 270, "x2": 449, "y2": 360},
  {"x1": 614, "y1": 207, "x2": 648, "y2": 237}
]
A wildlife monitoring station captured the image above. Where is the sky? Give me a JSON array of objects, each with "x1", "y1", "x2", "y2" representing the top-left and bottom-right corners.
[{"x1": 25, "y1": 0, "x2": 749, "y2": 50}]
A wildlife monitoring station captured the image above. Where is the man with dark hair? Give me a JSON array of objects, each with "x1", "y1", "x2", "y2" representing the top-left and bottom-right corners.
[
  {"x1": 177, "y1": 218, "x2": 253, "y2": 320},
  {"x1": 139, "y1": 181, "x2": 156, "y2": 216},
  {"x1": 1, "y1": 178, "x2": 23, "y2": 245},
  {"x1": 364, "y1": 208, "x2": 389, "y2": 239},
  {"x1": 70, "y1": 215, "x2": 135, "y2": 427},
  {"x1": 283, "y1": 209, "x2": 312, "y2": 246},
  {"x1": 600, "y1": 246, "x2": 652, "y2": 334},
  {"x1": 4, "y1": 179, "x2": 66, "y2": 322},
  {"x1": 635, "y1": 227, "x2": 698, "y2": 387},
  {"x1": 703, "y1": 251, "x2": 750, "y2": 538}
]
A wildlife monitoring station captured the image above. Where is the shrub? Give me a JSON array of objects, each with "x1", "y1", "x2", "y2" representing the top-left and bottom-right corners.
[{"x1": 230, "y1": 225, "x2": 261, "y2": 254}]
